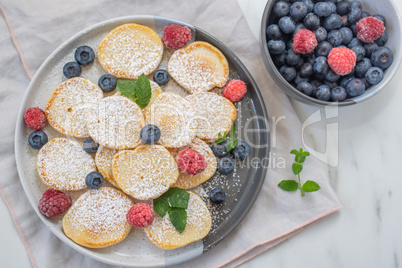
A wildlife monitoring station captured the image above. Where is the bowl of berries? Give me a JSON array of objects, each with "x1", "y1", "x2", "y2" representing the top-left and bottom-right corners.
[{"x1": 261, "y1": 0, "x2": 402, "y2": 106}]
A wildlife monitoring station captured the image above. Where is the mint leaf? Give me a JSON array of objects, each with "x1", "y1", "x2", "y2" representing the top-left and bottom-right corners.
[
  {"x1": 278, "y1": 180, "x2": 299, "y2": 191},
  {"x1": 153, "y1": 195, "x2": 169, "y2": 218},
  {"x1": 216, "y1": 131, "x2": 227, "y2": 144},
  {"x1": 295, "y1": 155, "x2": 306, "y2": 163},
  {"x1": 134, "y1": 73, "x2": 152, "y2": 108},
  {"x1": 301, "y1": 151, "x2": 310, "y2": 157},
  {"x1": 227, "y1": 139, "x2": 238, "y2": 151},
  {"x1": 168, "y1": 207, "x2": 187, "y2": 234},
  {"x1": 302, "y1": 180, "x2": 321, "y2": 192},
  {"x1": 230, "y1": 123, "x2": 237, "y2": 139},
  {"x1": 292, "y1": 163, "x2": 303, "y2": 175},
  {"x1": 117, "y1": 79, "x2": 136, "y2": 99},
  {"x1": 290, "y1": 149, "x2": 300, "y2": 156},
  {"x1": 166, "y1": 187, "x2": 190, "y2": 209}
]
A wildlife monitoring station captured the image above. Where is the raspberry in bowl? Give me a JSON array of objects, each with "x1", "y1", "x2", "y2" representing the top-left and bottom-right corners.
[{"x1": 261, "y1": 0, "x2": 402, "y2": 106}]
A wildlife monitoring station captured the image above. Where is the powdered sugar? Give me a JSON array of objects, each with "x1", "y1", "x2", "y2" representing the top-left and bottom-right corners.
[{"x1": 37, "y1": 138, "x2": 96, "y2": 191}]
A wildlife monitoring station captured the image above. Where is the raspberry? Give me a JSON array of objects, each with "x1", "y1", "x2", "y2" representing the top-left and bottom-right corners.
[
  {"x1": 327, "y1": 47, "x2": 356, "y2": 76},
  {"x1": 222, "y1": 80, "x2": 247, "y2": 102},
  {"x1": 176, "y1": 149, "x2": 207, "y2": 175},
  {"x1": 162, "y1": 24, "x2": 192, "y2": 49},
  {"x1": 126, "y1": 203, "x2": 154, "y2": 228},
  {"x1": 24, "y1": 107, "x2": 46, "y2": 130},
  {"x1": 293, "y1": 29, "x2": 318, "y2": 54},
  {"x1": 38, "y1": 189, "x2": 72, "y2": 218},
  {"x1": 356, "y1": 16, "x2": 385, "y2": 43}
]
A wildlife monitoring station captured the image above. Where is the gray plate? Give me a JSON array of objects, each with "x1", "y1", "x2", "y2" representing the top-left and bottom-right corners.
[{"x1": 15, "y1": 16, "x2": 270, "y2": 267}]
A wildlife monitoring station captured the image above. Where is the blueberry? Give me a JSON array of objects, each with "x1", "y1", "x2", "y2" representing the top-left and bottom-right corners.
[
  {"x1": 316, "y1": 85, "x2": 331, "y2": 101},
  {"x1": 313, "y1": 56, "x2": 329, "y2": 75},
  {"x1": 266, "y1": 24, "x2": 282, "y2": 40},
  {"x1": 316, "y1": 41, "x2": 333, "y2": 57},
  {"x1": 364, "y1": 42, "x2": 379, "y2": 58},
  {"x1": 339, "y1": 27, "x2": 353, "y2": 45},
  {"x1": 287, "y1": 40, "x2": 294, "y2": 50},
  {"x1": 340, "y1": 75, "x2": 354, "y2": 88},
  {"x1": 140, "y1": 124, "x2": 161, "y2": 144},
  {"x1": 285, "y1": 49, "x2": 301, "y2": 66},
  {"x1": 341, "y1": 15, "x2": 349, "y2": 27},
  {"x1": 300, "y1": 63, "x2": 313, "y2": 77},
  {"x1": 375, "y1": 32, "x2": 388, "y2": 46},
  {"x1": 303, "y1": 52, "x2": 316, "y2": 64},
  {"x1": 209, "y1": 188, "x2": 226, "y2": 205},
  {"x1": 74, "y1": 46, "x2": 95, "y2": 66},
  {"x1": 295, "y1": 57, "x2": 305, "y2": 70},
  {"x1": 365, "y1": 67, "x2": 384, "y2": 85},
  {"x1": 294, "y1": 73, "x2": 310, "y2": 84},
  {"x1": 361, "y1": 11, "x2": 370, "y2": 18},
  {"x1": 217, "y1": 158, "x2": 235, "y2": 175},
  {"x1": 349, "y1": 1, "x2": 362, "y2": 11},
  {"x1": 83, "y1": 137, "x2": 99, "y2": 154},
  {"x1": 362, "y1": 78, "x2": 371, "y2": 89},
  {"x1": 213, "y1": 140, "x2": 230, "y2": 157},
  {"x1": 268, "y1": 40, "x2": 286, "y2": 55},
  {"x1": 63, "y1": 62, "x2": 81, "y2": 79},
  {"x1": 153, "y1": 70, "x2": 170, "y2": 86},
  {"x1": 302, "y1": 0, "x2": 314, "y2": 12},
  {"x1": 290, "y1": 2, "x2": 308, "y2": 21},
  {"x1": 297, "y1": 81, "x2": 314, "y2": 96},
  {"x1": 327, "y1": 30, "x2": 343, "y2": 46},
  {"x1": 303, "y1": 13, "x2": 320, "y2": 30},
  {"x1": 355, "y1": 58, "x2": 372, "y2": 78},
  {"x1": 348, "y1": 7, "x2": 362, "y2": 24},
  {"x1": 373, "y1": 14, "x2": 386, "y2": 26},
  {"x1": 313, "y1": 72, "x2": 325, "y2": 80},
  {"x1": 310, "y1": 80, "x2": 322, "y2": 96},
  {"x1": 346, "y1": 78, "x2": 365, "y2": 96},
  {"x1": 273, "y1": 1, "x2": 290, "y2": 18},
  {"x1": 28, "y1": 131, "x2": 48, "y2": 149},
  {"x1": 324, "y1": 81, "x2": 338, "y2": 90},
  {"x1": 273, "y1": 52, "x2": 287, "y2": 66},
  {"x1": 323, "y1": 14, "x2": 343, "y2": 30},
  {"x1": 350, "y1": 23, "x2": 357, "y2": 36},
  {"x1": 336, "y1": 1, "x2": 351, "y2": 16},
  {"x1": 232, "y1": 141, "x2": 251, "y2": 161},
  {"x1": 313, "y1": 2, "x2": 334, "y2": 17},
  {"x1": 314, "y1": 27, "x2": 327, "y2": 42},
  {"x1": 325, "y1": 69, "x2": 340, "y2": 82},
  {"x1": 331, "y1": 86, "x2": 347, "y2": 101},
  {"x1": 352, "y1": 46, "x2": 366, "y2": 61},
  {"x1": 371, "y1": 46, "x2": 393, "y2": 69},
  {"x1": 280, "y1": 65, "x2": 297, "y2": 82},
  {"x1": 293, "y1": 23, "x2": 307, "y2": 36},
  {"x1": 85, "y1": 171, "x2": 104, "y2": 190},
  {"x1": 98, "y1": 74, "x2": 117, "y2": 92},
  {"x1": 278, "y1": 16, "x2": 296, "y2": 34},
  {"x1": 348, "y1": 37, "x2": 363, "y2": 49}
]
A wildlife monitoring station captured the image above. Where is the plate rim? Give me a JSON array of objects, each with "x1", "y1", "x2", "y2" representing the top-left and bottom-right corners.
[{"x1": 14, "y1": 15, "x2": 270, "y2": 267}]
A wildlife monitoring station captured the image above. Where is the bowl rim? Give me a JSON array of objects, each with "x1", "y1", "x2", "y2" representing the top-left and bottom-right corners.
[{"x1": 260, "y1": 0, "x2": 402, "y2": 107}]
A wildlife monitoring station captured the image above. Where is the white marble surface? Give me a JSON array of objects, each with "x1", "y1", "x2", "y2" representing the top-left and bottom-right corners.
[{"x1": 1, "y1": 0, "x2": 402, "y2": 267}]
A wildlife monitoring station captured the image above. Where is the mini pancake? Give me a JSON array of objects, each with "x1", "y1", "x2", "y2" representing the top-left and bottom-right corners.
[
  {"x1": 85, "y1": 96, "x2": 145, "y2": 150},
  {"x1": 185, "y1": 92, "x2": 237, "y2": 142},
  {"x1": 37, "y1": 138, "x2": 96, "y2": 191},
  {"x1": 62, "y1": 187, "x2": 133, "y2": 248},
  {"x1": 98, "y1": 23, "x2": 163, "y2": 79},
  {"x1": 145, "y1": 191, "x2": 211, "y2": 250},
  {"x1": 168, "y1": 41, "x2": 229, "y2": 93},
  {"x1": 112, "y1": 145, "x2": 179, "y2": 200},
  {"x1": 45, "y1": 77, "x2": 103, "y2": 138},
  {"x1": 95, "y1": 146, "x2": 119, "y2": 188}
]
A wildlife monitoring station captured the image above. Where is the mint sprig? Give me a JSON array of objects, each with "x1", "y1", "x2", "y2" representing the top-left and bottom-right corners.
[
  {"x1": 153, "y1": 187, "x2": 190, "y2": 233},
  {"x1": 278, "y1": 148, "x2": 320, "y2": 196},
  {"x1": 117, "y1": 73, "x2": 152, "y2": 108},
  {"x1": 216, "y1": 123, "x2": 238, "y2": 151}
]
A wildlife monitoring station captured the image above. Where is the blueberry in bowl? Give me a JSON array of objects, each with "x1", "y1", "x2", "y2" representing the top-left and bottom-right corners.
[{"x1": 261, "y1": 0, "x2": 402, "y2": 106}]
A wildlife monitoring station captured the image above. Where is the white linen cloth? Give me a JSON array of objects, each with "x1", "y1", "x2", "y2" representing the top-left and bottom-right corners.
[{"x1": 0, "y1": 0, "x2": 341, "y2": 267}]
